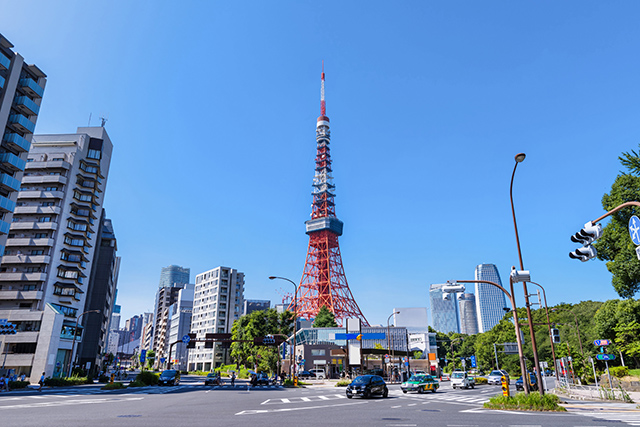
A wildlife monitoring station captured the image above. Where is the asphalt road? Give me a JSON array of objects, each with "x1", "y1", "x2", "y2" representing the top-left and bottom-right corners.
[{"x1": 1, "y1": 378, "x2": 639, "y2": 427}]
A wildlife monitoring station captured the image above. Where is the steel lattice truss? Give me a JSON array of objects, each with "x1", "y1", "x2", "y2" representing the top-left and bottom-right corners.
[{"x1": 289, "y1": 67, "x2": 368, "y2": 327}]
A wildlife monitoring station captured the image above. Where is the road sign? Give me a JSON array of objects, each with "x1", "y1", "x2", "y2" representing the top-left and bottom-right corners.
[
  {"x1": 182, "y1": 334, "x2": 191, "y2": 344},
  {"x1": 594, "y1": 339, "x2": 611, "y2": 346},
  {"x1": 140, "y1": 349, "x2": 146, "y2": 363},
  {"x1": 630, "y1": 216, "x2": 640, "y2": 245},
  {"x1": 470, "y1": 355, "x2": 477, "y2": 368},
  {"x1": 160, "y1": 357, "x2": 166, "y2": 364},
  {"x1": 596, "y1": 354, "x2": 616, "y2": 361},
  {"x1": 0, "y1": 319, "x2": 7, "y2": 326}
]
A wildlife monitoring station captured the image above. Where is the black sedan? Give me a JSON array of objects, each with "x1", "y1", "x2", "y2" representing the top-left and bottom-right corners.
[
  {"x1": 158, "y1": 369, "x2": 180, "y2": 386},
  {"x1": 346, "y1": 375, "x2": 388, "y2": 399},
  {"x1": 515, "y1": 372, "x2": 538, "y2": 391}
]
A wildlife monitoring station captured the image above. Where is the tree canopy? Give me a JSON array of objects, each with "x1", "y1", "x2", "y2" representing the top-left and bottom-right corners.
[
  {"x1": 595, "y1": 146, "x2": 640, "y2": 298},
  {"x1": 313, "y1": 306, "x2": 338, "y2": 328}
]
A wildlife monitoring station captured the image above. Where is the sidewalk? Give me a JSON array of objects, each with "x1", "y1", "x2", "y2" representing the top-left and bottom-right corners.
[{"x1": 552, "y1": 385, "x2": 640, "y2": 412}]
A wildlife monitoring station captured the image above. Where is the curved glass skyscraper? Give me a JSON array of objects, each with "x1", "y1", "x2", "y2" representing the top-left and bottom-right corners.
[
  {"x1": 474, "y1": 264, "x2": 508, "y2": 333},
  {"x1": 429, "y1": 283, "x2": 460, "y2": 334}
]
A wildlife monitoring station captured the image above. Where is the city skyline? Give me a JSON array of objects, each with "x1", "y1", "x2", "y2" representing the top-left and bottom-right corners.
[{"x1": 1, "y1": 2, "x2": 639, "y2": 327}]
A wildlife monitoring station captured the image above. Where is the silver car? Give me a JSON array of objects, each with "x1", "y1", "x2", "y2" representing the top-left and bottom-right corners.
[{"x1": 487, "y1": 370, "x2": 509, "y2": 385}]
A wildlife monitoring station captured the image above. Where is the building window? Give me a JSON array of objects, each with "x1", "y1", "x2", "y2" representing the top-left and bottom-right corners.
[{"x1": 87, "y1": 149, "x2": 101, "y2": 160}]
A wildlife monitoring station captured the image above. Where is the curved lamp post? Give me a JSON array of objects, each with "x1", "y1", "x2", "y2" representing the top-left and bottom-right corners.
[
  {"x1": 67, "y1": 309, "x2": 101, "y2": 377},
  {"x1": 528, "y1": 281, "x2": 559, "y2": 383},
  {"x1": 269, "y1": 276, "x2": 298, "y2": 378},
  {"x1": 451, "y1": 278, "x2": 530, "y2": 394},
  {"x1": 510, "y1": 152, "x2": 545, "y2": 395}
]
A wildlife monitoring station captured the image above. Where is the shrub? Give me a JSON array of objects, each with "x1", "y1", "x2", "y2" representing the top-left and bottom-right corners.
[
  {"x1": 484, "y1": 392, "x2": 566, "y2": 412},
  {"x1": 335, "y1": 379, "x2": 350, "y2": 387},
  {"x1": 135, "y1": 371, "x2": 159, "y2": 386},
  {"x1": 127, "y1": 380, "x2": 145, "y2": 388},
  {"x1": 473, "y1": 377, "x2": 488, "y2": 385},
  {"x1": 102, "y1": 382, "x2": 125, "y2": 390},
  {"x1": 610, "y1": 366, "x2": 629, "y2": 378},
  {"x1": 44, "y1": 376, "x2": 89, "y2": 387},
  {"x1": 8, "y1": 380, "x2": 29, "y2": 390},
  {"x1": 98, "y1": 375, "x2": 110, "y2": 383},
  {"x1": 283, "y1": 379, "x2": 295, "y2": 387}
]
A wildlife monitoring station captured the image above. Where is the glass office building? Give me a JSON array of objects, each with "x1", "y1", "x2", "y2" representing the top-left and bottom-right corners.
[
  {"x1": 429, "y1": 283, "x2": 460, "y2": 334},
  {"x1": 474, "y1": 264, "x2": 508, "y2": 333}
]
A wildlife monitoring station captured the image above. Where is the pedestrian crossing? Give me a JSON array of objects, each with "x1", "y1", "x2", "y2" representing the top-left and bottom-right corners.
[{"x1": 574, "y1": 411, "x2": 640, "y2": 426}]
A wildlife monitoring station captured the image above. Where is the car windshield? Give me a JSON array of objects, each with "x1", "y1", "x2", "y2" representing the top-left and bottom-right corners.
[
  {"x1": 160, "y1": 370, "x2": 176, "y2": 378},
  {"x1": 351, "y1": 376, "x2": 371, "y2": 384},
  {"x1": 452, "y1": 372, "x2": 465, "y2": 378},
  {"x1": 490, "y1": 371, "x2": 502, "y2": 376},
  {"x1": 408, "y1": 375, "x2": 425, "y2": 382},
  {"x1": 206, "y1": 373, "x2": 216, "y2": 377}
]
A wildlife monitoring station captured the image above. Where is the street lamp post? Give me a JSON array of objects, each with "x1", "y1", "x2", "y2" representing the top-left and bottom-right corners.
[
  {"x1": 387, "y1": 311, "x2": 399, "y2": 382},
  {"x1": 510, "y1": 152, "x2": 545, "y2": 395},
  {"x1": 453, "y1": 279, "x2": 530, "y2": 394},
  {"x1": 529, "y1": 281, "x2": 559, "y2": 384},
  {"x1": 67, "y1": 309, "x2": 101, "y2": 377},
  {"x1": 269, "y1": 276, "x2": 298, "y2": 379}
]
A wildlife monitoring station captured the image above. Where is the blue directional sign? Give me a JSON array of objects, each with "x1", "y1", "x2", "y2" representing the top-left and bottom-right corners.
[
  {"x1": 596, "y1": 354, "x2": 616, "y2": 361},
  {"x1": 160, "y1": 357, "x2": 166, "y2": 364},
  {"x1": 629, "y1": 216, "x2": 640, "y2": 245},
  {"x1": 470, "y1": 355, "x2": 477, "y2": 368},
  {"x1": 140, "y1": 349, "x2": 146, "y2": 363},
  {"x1": 594, "y1": 339, "x2": 611, "y2": 346},
  {"x1": 335, "y1": 333, "x2": 386, "y2": 340},
  {"x1": 182, "y1": 334, "x2": 191, "y2": 344}
]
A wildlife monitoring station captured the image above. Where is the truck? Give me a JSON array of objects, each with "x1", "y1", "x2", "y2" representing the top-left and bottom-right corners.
[{"x1": 451, "y1": 370, "x2": 475, "y2": 389}]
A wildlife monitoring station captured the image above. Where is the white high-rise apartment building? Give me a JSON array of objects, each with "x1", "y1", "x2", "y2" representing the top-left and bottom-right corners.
[
  {"x1": 188, "y1": 266, "x2": 244, "y2": 372},
  {"x1": 458, "y1": 293, "x2": 479, "y2": 335},
  {"x1": 474, "y1": 264, "x2": 508, "y2": 333},
  {"x1": 0, "y1": 126, "x2": 112, "y2": 378}
]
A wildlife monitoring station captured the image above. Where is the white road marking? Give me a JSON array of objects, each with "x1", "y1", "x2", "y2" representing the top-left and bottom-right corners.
[
  {"x1": 300, "y1": 397, "x2": 311, "y2": 402},
  {"x1": 0, "y1": 396, "x2": 144, "y2": 410},
  {"x1": 236, "y1": 400, "x2": 367, "y2": 415}
]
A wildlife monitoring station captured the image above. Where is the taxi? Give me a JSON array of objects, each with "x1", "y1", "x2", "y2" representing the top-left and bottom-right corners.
[{"x1": 400, "y1": 374, "x2": 439, "y2": 394}]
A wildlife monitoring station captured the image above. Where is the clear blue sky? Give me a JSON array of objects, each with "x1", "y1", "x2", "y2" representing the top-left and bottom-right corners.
[{"x1": 3, "y1": 1, "x2": 640, "y2": 326}]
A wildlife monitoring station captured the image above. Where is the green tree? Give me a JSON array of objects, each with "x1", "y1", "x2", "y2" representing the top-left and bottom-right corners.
[
  {"x1": 313, "y1": 306, "x2": 338, "y2": 328},
  {"x1": 145, "y1": 350, "x2": 155, "y2": 370},
  {"x1": 230, "y1": 309, "x2": 293, "y2": 374},
  {"x1": 594, "y1": 146, "x2": 640, "y2": 298}
]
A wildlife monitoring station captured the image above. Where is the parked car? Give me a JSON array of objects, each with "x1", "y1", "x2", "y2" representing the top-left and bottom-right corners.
[
  {"x1": 515, "y1": 372, "x2": 538, "y2": 391},
  {"x1": 255, "y1": 373, "x2": 270, "y2": 385},
  {"x1": 487, "y1": 370, "x2": 509, "y2": 385},
  {"x1": 451, "y1": 370, "x2": 475, "y2": 389},
  {"x1": 414, "y1": 370, "x2": 427, "y2": 376},
  {"x1": 440, "y1": 373, "x2": 450, "y2": 381},
  {"x1": 297, "y1": 371, "x2": 316, "y2": 380},
  {"x1": 204, "y1": 372, "x2": 222, "y2": 386},
  {"x1": 346, "y1": 375, "x2": 389, "y2": 399},
  {"x1": 310, "y1": 369, "x2": 326, "y2": 379},
  {"x1": 401, "y1": 374, "x2": 439, "y2": 394},
  {"x1": 158, "y1": 369, "x2": 180, "y2": 386}
]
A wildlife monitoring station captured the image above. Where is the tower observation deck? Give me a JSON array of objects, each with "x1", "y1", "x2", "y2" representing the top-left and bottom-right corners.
[{"x1": 292, "y1": 66, "x2": 369, "y2": 326}]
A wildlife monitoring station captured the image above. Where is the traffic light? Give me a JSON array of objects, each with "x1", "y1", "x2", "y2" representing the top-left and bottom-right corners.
[
  {"x1": 187, "y1": 333, "x2": 197, "y2": 349},
  {"x1": 551, "y1": 328, "x2": 560, "y2": 344},
  {"x1": 569, "y1": 222, "x2": 602, "y2": 262},
  {"x1": 0, "y1": 323, "x2": 16, "y2": 334}
]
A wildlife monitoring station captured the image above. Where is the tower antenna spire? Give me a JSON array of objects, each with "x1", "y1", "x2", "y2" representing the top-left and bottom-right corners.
[{"x1": 320, "y1": 61, "x2": 326, "y2": 117}]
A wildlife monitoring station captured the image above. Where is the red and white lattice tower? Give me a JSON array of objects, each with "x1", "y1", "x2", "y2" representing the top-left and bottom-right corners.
[{"x1": 290, "y1": 65, "x2": 369, "y2": 326}]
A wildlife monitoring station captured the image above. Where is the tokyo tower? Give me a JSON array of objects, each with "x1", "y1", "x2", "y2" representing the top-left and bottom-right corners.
[{"x1": 292, "y1": 65, "x2": 369, "y2": 326}]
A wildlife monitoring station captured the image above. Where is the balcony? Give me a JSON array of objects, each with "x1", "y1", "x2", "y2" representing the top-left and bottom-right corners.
[
  {"x1": 21, "y1": 175, "x2": 67, "y2": 185},
  {"x1": 14, "y1": 205, "x2": 61, "y2": 215},
  {"x1": 19, "y1": 77, "x2": 44, "y2": 98},
  {"x1": 13, "y1": 96, "x2": 40, "y2": 116},
  {"x1": 8, "y1": 114, "x2": 35, "y2": 134},
  {"x1": 0, "y1": 172, "x2": 21, "y2": 193},
  {"x1": 1, "y1": 255, "x2": 51, "y2": 265},
  {"x1": 25, "y1": 160, "x2": 70, "y2": 171},
  {"x1": 0, "y1": 290, "x2": 43, "y2": 300},
  {"x1": 3, "y1": 132, "x2": 31, "y2": 153},
  {"x1": 6, "y1": 238, "x2": 54, "y2": 247},
  {"x1": 0, "y1": 273, "x2": 47, "y2": 281},
  {"x1": 0, "y1": 152, "x2": 26, "y2": 172},
  {"x1": 18, "y1": 190, "x2": 64, "y2": 200},
  {"x1": 0, "y1": 54, "x2": 9, "y2": 70},
  {"x1": 10, "y1": 222, "x2": 58, "y2": 231},
  {"x1": 0, "y1": 194, "x2": 16, "y2": 213}
]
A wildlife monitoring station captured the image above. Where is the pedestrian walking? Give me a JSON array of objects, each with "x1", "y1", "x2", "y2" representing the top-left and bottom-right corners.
[
  {"x1": 38, "y1": 372, "x2": 45, "y2": 392},
  {"x1": 230, "y1": 371, "x2": 236, "y2": 387},
  {"x1": 0, "y1": 376, "x2": 6, "y2": 392}
]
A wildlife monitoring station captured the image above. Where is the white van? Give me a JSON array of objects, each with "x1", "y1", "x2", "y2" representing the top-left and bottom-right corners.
[{"x1": 310, "y1": 369, "x2": 326, "y2": 379}]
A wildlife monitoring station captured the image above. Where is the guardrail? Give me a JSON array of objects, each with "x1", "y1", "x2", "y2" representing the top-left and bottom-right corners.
[{"x1": 554, "y1": 378, "x2": 633, "y2": 402}]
